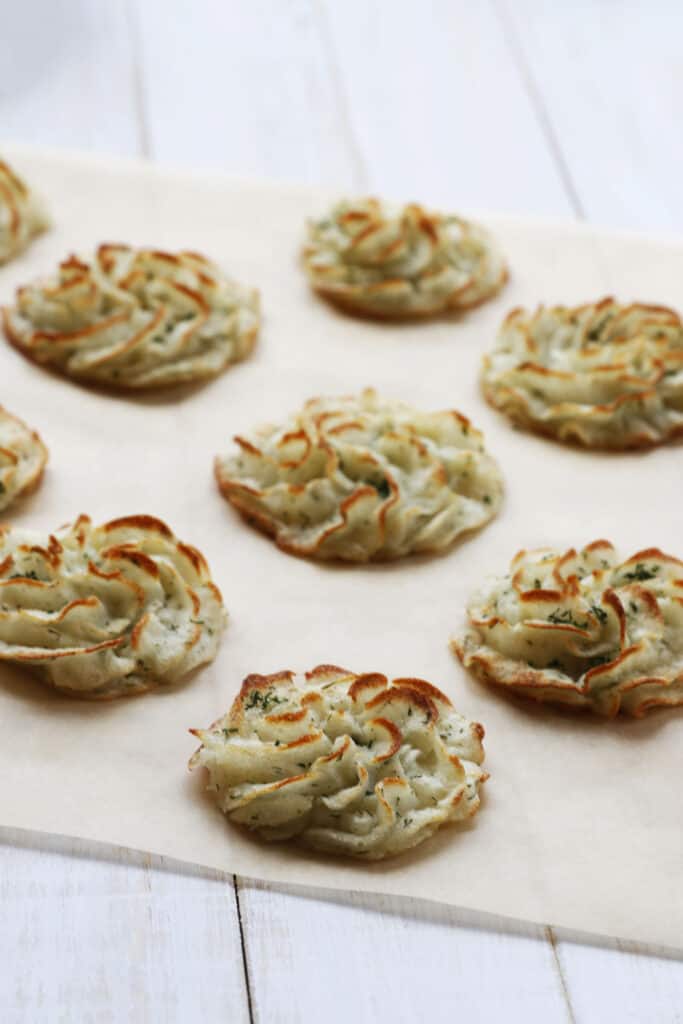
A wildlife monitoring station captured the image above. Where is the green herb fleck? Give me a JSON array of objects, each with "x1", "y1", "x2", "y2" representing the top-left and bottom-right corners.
[
  {"x1": 547, "y1": 608, "x2": 588, "y2": 629},
  {"x1": 622, "y1": 563, "x2": 659, "y2": 582},
  {"x1": 590, "y1": 604, "x2": 608, "y2": 625},
  {"x1": 244, "y1": 688, "x2": 286, "y2": 713},
  {"x1": 373, "y1": 478, "x2": 391, "y2": 500}
]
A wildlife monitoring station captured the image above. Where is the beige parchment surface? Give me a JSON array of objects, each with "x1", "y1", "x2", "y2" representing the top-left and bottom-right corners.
[{"x1": 1, "y1": 144, "x2": 682, "y2": 949}]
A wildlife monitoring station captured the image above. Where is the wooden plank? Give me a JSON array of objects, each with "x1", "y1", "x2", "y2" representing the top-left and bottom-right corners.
[
  {"x1": 319, "y1": 0, "x2": 574, "y2": 214},
  {"x1": 133, "y1": 0, "x2": 361, "y2": 185},
  {"x1": 497, "y1": 0, "x2": 683, "y2": 231},
  {"x1": 237, "y1": 880, "x2": 573, "y2": 1023},
  {"x1": 0, "y1": 0, "x2": 141, "y2": 154},
  {"x1": 554, "y1": 932, "x2": 683, "y2": 1024},
  {"x1": 0, "y1": 830, "x2": 249, "y2": 1024}
]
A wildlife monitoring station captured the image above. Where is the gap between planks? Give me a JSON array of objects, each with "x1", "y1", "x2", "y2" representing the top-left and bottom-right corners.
[{"x1": 234, "y1": 875, "x2": 256, "y2": 1024}]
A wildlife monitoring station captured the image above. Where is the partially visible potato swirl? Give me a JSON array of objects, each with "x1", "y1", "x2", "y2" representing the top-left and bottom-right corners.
[
  {"x1": 0, "y1": 514, "x2": 226, "y2": 698},
  {"x1": 0, "y1": 405, "x2": 48, "y2": 512},
  {"x1": 0, "y1": 159, "x2": 49, "y2": 264}
]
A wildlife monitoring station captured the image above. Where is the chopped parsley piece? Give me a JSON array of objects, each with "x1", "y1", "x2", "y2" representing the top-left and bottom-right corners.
[
  {"x1": 590, "y1": 604, "x2": 608, "y2": 625},
  {"x1": 547, "y1": 608, "x2": 588, "y2": 628},
  {"x1": 622, "y1": 563, "x2": 659, "y2": 582},
  {"x1": 244, "y1": 689, "x2": 286, "y2": 713},
  {"x1": 373, "y1": 478, "x2": 391, "y2": 500}
]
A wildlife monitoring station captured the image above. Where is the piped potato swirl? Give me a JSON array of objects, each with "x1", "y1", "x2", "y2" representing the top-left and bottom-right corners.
[
  {"x1": 0, "y1": 514, "x2": 226, "y2": 698},
  {"x1": 0, "y1": 159, "x2": 49, "y2": 264},
  {"x1": 453, "y1": 540, "x2": 683, "y2": 716},
  {"x1": 0, "y1": 405, "x2": 48, "y2": 512},
  {"x1": 215, "y1": 388, "x2": 503, "y2": 561},
  {"x1": 482, "y1": 298, "x2": 683, "y2": 448},
  {"x1": 3, "y1": 245, "x2": 259, "y2": 389},
  {"x1": 190, "y1": 664, "x2": 487, "y2": 859},
  {"x1": 303, "y1": 197, "x2": 507, "y2": 317}
]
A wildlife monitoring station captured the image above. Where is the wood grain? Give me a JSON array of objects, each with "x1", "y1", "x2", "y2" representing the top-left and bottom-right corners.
[
  {"x1": 555, "y1": 932, "x2": 683, "y2": 1024},
  {"x1": 0, "y1": 0, "x2": 140, "y2": 154},
  {"x1": 0, "y1": 831, "x2": 248, "y2": 1024},
  {"x1": 320, "y1": 0, "x2": 575, "y2": 215},
  {"x1": 499, "y1": 0, "x2": 683, "y2": 231},
  {"x1": 238, "y1": 881, "x2": 573, "y2": 1024},
  {"x1": 133, "y1": 0, "x2": 361, "y2": 186}
]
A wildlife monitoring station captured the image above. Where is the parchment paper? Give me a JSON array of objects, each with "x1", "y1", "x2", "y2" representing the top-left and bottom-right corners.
[{"x1": 1, "y1": 144, "x2": 682, "y2": 949}]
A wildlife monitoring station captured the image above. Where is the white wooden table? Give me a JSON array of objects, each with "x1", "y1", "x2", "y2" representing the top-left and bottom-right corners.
[{"x1": 2, "y1": 3, "x2": 683, "y2": 1020}]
